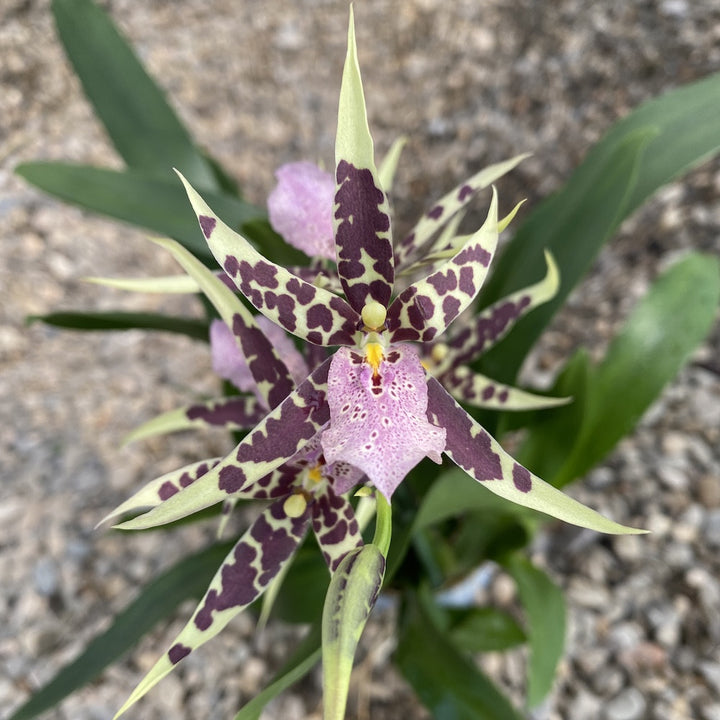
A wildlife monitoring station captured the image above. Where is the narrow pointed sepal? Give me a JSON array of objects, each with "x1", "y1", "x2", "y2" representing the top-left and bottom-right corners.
[
  {"x1": 98, "y1": 458, "x2": 222, "y2": 527},
  {"x1": 386, "y1": 188, "x2": 499, "y2": 343},
  {"x1": 113, "y1": 500, "x2": 311, "y2": 718},
  {"x1": 442, "y1": 249, "x2": 560, "y2": 369},
  {"x1": 177, "y1": 171, "x2": 360, "y2": 346},
  {"x1": 122, "y1": 396, "x2": 266, "y2": 445},
  {"x1": 83, "y1": 274, "x2": 200, "y2": 294},
  {"x1": 426, "y1": 378, "x2": 646, "y2": 534},
  {"x1": 334, "y1": 8, "x2": 394, "y2": 312},
  {"x1": 152, "y1": 236, "x2": 296, "y2": 409},
  {"x1": 321, "y1": 544, "x2": 385, "y2": 720},
  {"x1": 441, "y1": 367, "x2": 571, "y2": 411},
  {"x1": 312, "y1": 488, "x2": 363, "y2": 572},
  {"x1": 395, "y1": 153, "x2": 530, "y2": 267},
  {"x1": 115, "y1": 360, "x2": 332, "y2": 530}
]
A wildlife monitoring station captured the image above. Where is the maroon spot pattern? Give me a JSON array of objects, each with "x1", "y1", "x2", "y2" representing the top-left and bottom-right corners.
[
  {"x1": 512, "y1": 463, "x2": 532, "y2": 493},
  {"x1": 198, "y1": 215, "x2": 216, "y2": 239},
  {"x1": 334, "y1": 160, "x2": 393, "y2": 312},
  {"x1": 186, "y1": 397, "x2": 265, "y2": 427},
  {"x1": 168, "y1": 643, "x2": 191, "y2": 665}
]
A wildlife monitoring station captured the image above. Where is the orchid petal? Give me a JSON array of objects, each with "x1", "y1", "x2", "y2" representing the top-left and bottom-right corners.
[
  {"x1": 99, "y1": 458, "x2": 221, "y2": 527},
  {"x1": 268, "y1": 162, "x2": 336, "y2": 260},
  {"x1": 115, "y1": 360, "x2": 332, "y2": 530},
  {"x1": 378, "y1": 136, "x2": 407, "y2": 194},
  {"x1": 113, "y1": 500, "x2": 311, "y2": 718},
  {"x1": 322, "y1": 346, "x2": 445, "y2": 501},
  {"x1": 152, "y1": 236, "x2": 296, "y2": 409},
  {"x1": 334, "y1": 7, "x2": 394, "y2": 312},
  {"x1": 395, "y1": 153, "x2": 529, "y2": 267},
  {"x1": 122, "y1": 395, "x2": 266, "y2": 445},
  {"x1": 426, "y1": 377, "x2": 646, "y2": 534},
  {"x1": 386, "y1": 187, "x2": 499, "y2": 343},
  {"x1": 83, "y1": 274, "x2": 200, "y2": 294},
  {"x1": 312, "y1": 488, "x2": 363, "y2": 572},
  {"x1": 441, "y1": 366, "x2": 571, "y2": 411},
  {"x1": 442, "y1": 250, "x2": 560, "y2": 370},
  {"x1": 177, "y1": 172, "x2": 360, "y2": 346}
]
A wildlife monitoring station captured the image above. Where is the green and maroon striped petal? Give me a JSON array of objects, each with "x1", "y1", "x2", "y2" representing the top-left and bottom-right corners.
[
  {"x1": 177, "y1": 173, "x2": 361, "y2": 346},
  {"x1": 333, "y1": 8, "x2": 394, "y2": 313},
  {"x1": 395, "y1": 154, "x2": 529, "y2": 268},
  {"x1": 115, "y1": 360, "x2": 333, "y2": 530},
  {"x1": 122, "y1": 396, "x2": 266, "y2": 445},
  {"x1": 440, "y1": 366, "x2": 570, "y2": 411},
  {"x1": 114, "y1": 499, "x2": 311, "y2": 718},
  {"x1": 386, "y1": 188, "x2": 499, "y2": 343},
  {"x1": 312, "y1": 487, "x2": 363, "y2": 572},
  {"x1": 426, "y1": 377, "x2": 646, "y2": 534},
  {"x1": 440, "y1": 249, "x2": 559, "y2": 371},
  {"x1": 100, "y1": 458, "x2": 222, "y2": 526},
  {"x1": 152, "y1": 237, "x2": 296, "y2": 409}
]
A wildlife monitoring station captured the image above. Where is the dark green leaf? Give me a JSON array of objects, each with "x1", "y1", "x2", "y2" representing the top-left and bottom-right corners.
[
  {"x1": 9, "y1": 540, "x2": 235, "y2": 720},
  {"x1": 270, "y1": 547, "x2": 329, "y2": 624},
  {"x1": 503, "y1": 555, "x2": 566, "y2": 707},
  {"x1": 16, "y1": 163, "x2": 263, "y2": 266},
  {"x1": 234, "y1": 621, "x2": 321, "y2": 720},
  {"x1": 28, "y1": 311, "x2": 209, "y2": 341},
  {"x1": 478, "y1": 128, "x2": 653, "y2": 385},
  {"x1": 52, "y1": 0, "x2": 218, "y2": 189},
  {"x1": 448, "y1": 607, "x2": 526, "y2": 653},
  {"x1": 481, "y1": 72, "x2": 720, "y2": 385},
  {"x1": 397, "y1": 590, "x2": 525, "y2": 720},
  {"x1": 560, "y1": 253, "x2": 717, "y2": 486}
]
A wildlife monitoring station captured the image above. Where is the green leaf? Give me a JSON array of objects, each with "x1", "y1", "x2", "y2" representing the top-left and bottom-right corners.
[
  {"x1": 481, "y1": 71, "x2": 720, "y2": 385},
  {"x1": 28, "y1": 310, "x2": 209, "y2": 340},
  {"x1": 448, "y1": 607, "x2": 526, "y2": 653},
  {"x1": 523, "y1": 252, "x2": 720, "y2": 487},
  {"x1": 322, "y1": 545, "x2": 386, "y2": 720},
  {"x1": 15, "y1": 163, "x2": 263, "y2": 266},
  {"x1": 9, "y1": 540, "x2": 234, "y2": 720},
  {"x1": 396, "y1": 590, "x2": 525, "y2": 720},
  {"x1": 503, "y1": 555, "x2": 566, "y2": 708},
  {"x1": 414, "y1": 467, "x2": 541, "y2": 531},
  {"x1": 478, "y1": 128, "x2": 653, "y2": 385},
  {"x1": 52, "y1": 0, "x2": 218, "y2": 189},
  {"x1": 234, "y1": 621, "x2": 322, "y2": 720}
]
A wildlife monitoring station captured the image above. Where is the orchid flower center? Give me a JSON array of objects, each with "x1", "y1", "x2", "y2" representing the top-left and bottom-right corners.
[
  {"x1": 361, "y1": 301, "x2": 387, "y2": 332},
  {"x1": 282, "y1": 492, "x2": 308, "y2": 518}
]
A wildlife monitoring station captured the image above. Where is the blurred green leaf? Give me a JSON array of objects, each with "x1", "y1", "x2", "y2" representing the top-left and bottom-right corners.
[
  {"x1": 9, "y1": 540, "x2": 234, "y2": 720},
  {"x1": 29, "y1": 310, "x2": 209, "y2": 340},
  {"x1": 270, "y1": 547, "x2": 329, "y2": 624},
  {"x1": 448, "y1": 607, "x2": 526, "y2": 653},
  {"x1": 481, "y1": 71, "x2": 720, "y2": 384},
  {"x1": 503, "y1": 555, "x2": 565, "y2": 708},
  {"x1": 15, "y1": 163, "x2": 264, "y2": 266},
  {"x1": 523, "y1": 252, "x2": 720, "y2": 487},
  {"x1": 414, "y1": 467, "x2": 541, "y2": 531},
  {"x1": 397, "y1": 590, "x2": 524, "y2": 720},
  {"x1": 234, "y1": 621, "x2": 321, "y2": 720},
  {"x1": 52, "y1": 0, "x2": 218, "y2": 189}
]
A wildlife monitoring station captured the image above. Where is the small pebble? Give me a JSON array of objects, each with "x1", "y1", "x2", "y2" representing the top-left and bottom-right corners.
[{"x1": 604, "y1": 687, "x2": 647, "y2": 720}]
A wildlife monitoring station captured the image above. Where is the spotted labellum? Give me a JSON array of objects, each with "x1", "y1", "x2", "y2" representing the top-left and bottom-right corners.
[{"x1": 110, "y1": 9, "x2": 645, "y2": 717}]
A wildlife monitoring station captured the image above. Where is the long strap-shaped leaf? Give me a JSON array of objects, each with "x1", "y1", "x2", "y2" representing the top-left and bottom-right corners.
[
  {"x1": 394, "y1": 154, "x2": 529, "y2": 268},
  {"x1": 439, "y1": 250, "x2": 559, "y2": 373},
  {"x1": 122, "y1": 395, "x2": 265, "y2": 445},
  {"x1": 115, "y1": 360, "x2": 332, "y2": 530},
  {"x1": 114, "y1": 500, "x2": 312, "y2": 718},
  {"x1": 425, "y1": 377, "x2": 645, "y2": 534},
  {"x1": 153, "y1": 236, "x2": 295, "y2": 410},
  {"x1": 334, "y1": 7, "x2": 394, "y2": 313},
  {"x1": 441, "y1": 366, "x2": 570, "y2": 411},
  {"x1": 386, "y1": 188, "x2": 499, "y2": 343},
  {"x1": 178, "y1": 172, "x2": 361, "y2": 346}
]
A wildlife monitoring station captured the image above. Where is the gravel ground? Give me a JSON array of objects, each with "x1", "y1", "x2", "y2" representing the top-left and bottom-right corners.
[{"x1": 2, "y1": 1, "x2": 720, "y2": 719}]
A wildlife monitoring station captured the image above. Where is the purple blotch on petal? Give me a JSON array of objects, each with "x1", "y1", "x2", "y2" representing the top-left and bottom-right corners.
[
  {"x1": 512, "y1": 463, "x2": 532, "y2": 493},
  {"x1": 199, "y1": 215, "x2": 216, "y2": 239},
  {"x1": 168, "y1": 643, "x2": 191, "y2": 664}
]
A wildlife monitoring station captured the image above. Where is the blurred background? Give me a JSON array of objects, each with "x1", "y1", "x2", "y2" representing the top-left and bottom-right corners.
[{"x1": 2, "y1": 1, "x2": 719, "y2": 718}]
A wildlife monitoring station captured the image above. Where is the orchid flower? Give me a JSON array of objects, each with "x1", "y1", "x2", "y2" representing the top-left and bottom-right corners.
[{"x1": 110, "y1": 9, "x2": 644, "y2": 716}]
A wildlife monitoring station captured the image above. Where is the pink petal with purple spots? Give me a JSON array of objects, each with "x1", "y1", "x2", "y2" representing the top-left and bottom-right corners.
[
  {"x1": 268, "y1": 162, "x2": 336, "y2": 260},
  {"x1": 321, "y1": 345, "x2": 446, "y2": 500}
]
